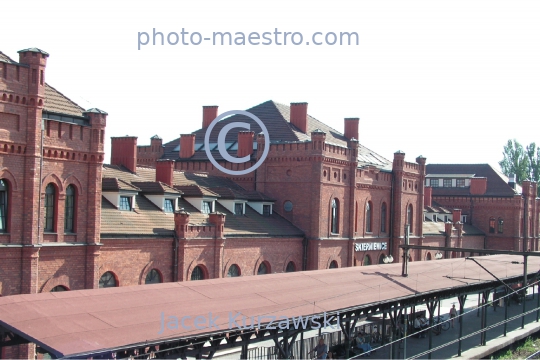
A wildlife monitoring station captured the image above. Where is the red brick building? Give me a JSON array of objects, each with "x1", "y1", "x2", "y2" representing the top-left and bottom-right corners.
[{"x1": 0, "y1": 48, "x2": 539, "y2": 357}]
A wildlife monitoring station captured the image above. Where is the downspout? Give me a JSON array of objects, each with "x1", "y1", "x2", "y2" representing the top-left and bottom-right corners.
[
  {"x1": 389, "y1": 172, "x2": 395, "y2": 258},
  {"x1": 173, "y1": 232, "x2": 179, "y2": 282},
  {"x1": 348, "y1": 149, "x2": 357, "y2": 267},
  {"x1": 524, "y1": 194, "x2": 529, "y2": 252},
  {"x1": 37, "y1": 119, "x2": 44, "y2": 244},
  {"x1": 302, "y1": 237, "x2": 308, "y2": 271}
]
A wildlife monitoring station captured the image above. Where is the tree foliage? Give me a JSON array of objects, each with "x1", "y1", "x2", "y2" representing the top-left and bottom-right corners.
[{"x1": 499, "y1": 140, "x2": 540, "y2": 195}]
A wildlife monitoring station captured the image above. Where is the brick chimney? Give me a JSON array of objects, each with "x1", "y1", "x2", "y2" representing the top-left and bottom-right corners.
[
  {"x1": 424, "y1": 186, "x2": 432, "y2": 207},
  {"x1": 111, "y1": 136, "x2": 138, "y2": 173},
  {"x1": 452, "y1": 209, "x2": 462, "y2": 224},
  {"x1": 209, "y1": 212, "x2": 226, "y2": 239},
  {"x1": 156, "y1": 159, "x2": 175, "y2": 186},
  {"x1": 344, "y1": 118, "x2": 359, "y2": 140},
  {"x1": 174, "y1": 210, "x2": 190, "y2": 239},
  {"x1": 290, "y1": 102, "x2": 308, "y2": 133},
  {"x1": 470, "y1": 177, "x2": 487, "y2": 195},
  {"x1": 202, "y1": 105, "x2": 218, "y2": 128},
  {"x1": 237, "y1": 131, "x2": 254, "y2": 158},
  {"x1": 179, "y1": 134, "x2": 196, "y2": 158}
]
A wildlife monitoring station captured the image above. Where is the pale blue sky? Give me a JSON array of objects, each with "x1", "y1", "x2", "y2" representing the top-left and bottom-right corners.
[{"x1": 3, "y1": 0, "x2": 539, "y2": 169}]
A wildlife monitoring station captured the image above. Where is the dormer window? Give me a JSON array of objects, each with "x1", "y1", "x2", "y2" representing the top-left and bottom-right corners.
[
  {"x1": 202, "y1": 201, "x2": 213, "y2": 214},
  {"x1": 456, "y1": 179, "x2": 465, "y2": 187},
  {"x1": 235, "y1": 203, "x2": 244, "y2": 215},
  {"x1": 263, "y1": 205, "x2": 271, "y2": 216},
  {"x1": 164, "y1": 199, "x2": 175, "y2": 213},
  {"x1": 119, "y1": 196, "x2": 132, "y2": 211}
]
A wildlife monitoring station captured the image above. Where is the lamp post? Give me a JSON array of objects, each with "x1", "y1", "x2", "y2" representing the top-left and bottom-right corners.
[{"x1": 402, "y1": 224, "x2": 410, "y2": 277}]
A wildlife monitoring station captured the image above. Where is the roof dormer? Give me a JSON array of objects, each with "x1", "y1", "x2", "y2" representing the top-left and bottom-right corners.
[
  {"x1": 102, "y1": 178, "x2": 140, "y2": 211},
  {"x1": 132, "y1": 181, "x2": 183, "y2": 213},
  {"x1": 174, "y1": 185, "x2": 219, "y2": 214},
  {"x1": 210, "y1": 187, "x2": 249, "y2": 215}
]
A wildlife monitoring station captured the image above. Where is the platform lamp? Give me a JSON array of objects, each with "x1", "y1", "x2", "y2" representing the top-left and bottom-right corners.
[
  {"x1": 435, "y1": 251, "x2": 443, "y2": 260},
  {"x1": 383, "y1": 255, "x2": 394, "y2": 264},
  {"x1": 402, "y1": 224, "x2": 411, "y2": 277}
]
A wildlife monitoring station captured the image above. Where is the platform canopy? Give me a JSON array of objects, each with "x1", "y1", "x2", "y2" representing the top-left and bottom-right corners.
[{"x1": 0, "y1": 254, "x2": 538, "y2": 358}]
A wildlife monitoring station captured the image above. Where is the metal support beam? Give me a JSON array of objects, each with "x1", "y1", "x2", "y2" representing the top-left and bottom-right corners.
[
  {"x1": 339, "y1": 312, "x2": 357, "y2": 359},
  {"x1": 537, "y1": 282, "x2": 540, "y2": 323},
  {"x1": 480, "y1": 290, "x2": 489, "y2": 346},
  {"x1": 457, "y1": 294, "x2": 467, "y2": 356},
  {"x1": 403, "y1": 305, "x2": 408, "y2": 359},
  {"x1": 523, "y1": 255, "x2": 528, "y2": 329},
  {"x1": 426, "y1": 298, "x2": 438, "y2": 360},
  {"x1": 503, "y1": 287, "x2": 509, "y2": 337},
  {"x1": 382, "y1": 311, "x2": 387, "y2": 346}
]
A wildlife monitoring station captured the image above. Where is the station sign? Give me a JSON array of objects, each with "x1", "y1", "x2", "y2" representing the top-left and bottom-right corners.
[{"x1": 354, "y1": 242, "x2": 388, "y2": 252}]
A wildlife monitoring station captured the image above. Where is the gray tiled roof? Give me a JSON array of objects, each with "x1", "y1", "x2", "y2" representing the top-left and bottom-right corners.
[
  {"x1": 426, "y1": 164, "x2": 518, "y2": 197},
  {"x1": 44, "y1": 84, "x2": 86, "y2": 117},
  {"x1": 101, "y1": 165, "x2": 304, "y2": 238},
  {"x1": 161, "y1": 100, "x2": 392, "y2": 170}
]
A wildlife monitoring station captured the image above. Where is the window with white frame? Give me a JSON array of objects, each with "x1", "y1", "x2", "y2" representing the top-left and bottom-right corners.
[
  {"x1": 119, "y1": 196, "x2": 132, "y2": 211},
  {"x1": 201, "y1": 201, "x2": 213, "y2": 214},
  {"x1": 164, "y1": 199, "x2": 175, "y2": 213},
  {"x1": 234, "y1": 203, "x2": 244, "y2": 215}
]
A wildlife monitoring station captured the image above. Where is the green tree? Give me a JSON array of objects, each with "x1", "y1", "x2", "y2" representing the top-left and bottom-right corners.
[
  {"x1": 526, "y1": 142, "x2": 540, "y2": 183},
  {"x1": 499, "y1": 139, "x2": 529, "y2": 184}
]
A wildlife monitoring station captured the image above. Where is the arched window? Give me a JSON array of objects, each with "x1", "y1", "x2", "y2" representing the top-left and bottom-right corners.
[
  {"x1": 99, "y1": 271, "x2": 117, "y2": 288},
  {"x1": 381, "y1": 202, "x2": 387, "y2": 233},
  {"x1": 285, "y1": 261, "x2": 296, "y2": 273},
  {"x1": 363, "y1": 255, "x2": 372, "y2": 266},
  {"x1": 489, "y1": 217, "x2": 496, "y2": 233},
  {"x1": 64, "y1": 185, "x2": 75, "y2": 232},
  {"x1": 257, "y1": 262, "x2": 269, "y2": 275},
  {"x1": 0, "y1": 180, "x2": 8, "y2": 232},
  {"x1": 379, "y1": 254, "x2": 385, "y2": 264},
  {"x1": 145, "y1": 269, "x2": 162, "y2": 284},
  {"x1": 426, "y1": 252, "x2": 432, "y2": 261},
  {"x1": 44, "y1": 184, "x2": 56, "y2": 232},
  {"x1": 329, "y1": 260, "x2": 338, "y2": 269},
  {"x1": 191, "y1": 266, "x2": 205, "y2": 281},
  {"x1": 497, "y1": 218, "x2": 504, "y2": 234},
  {"x1": 227, "y1": 264, "x2": 240, "y2": 277},
  {"x1": 366, "y1": 201, "x2": 373, "y2": 233},
  {"x1": 51, "y1": 285, "x2": 68, "y2": 292},
  {"x1": 331, "y1": 198, "x2": 339, "y2": 234},
  {"x1": 407, "y1": 204, "x2": 413, "y2": 234}
]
